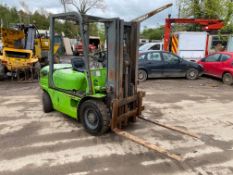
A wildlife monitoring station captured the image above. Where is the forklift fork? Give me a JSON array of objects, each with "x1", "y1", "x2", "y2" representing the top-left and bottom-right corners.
[
  {"x1": 111, "y1": 91, "x2": 145, "y2": 129},
  {"x1": 111, "y1": 91, "x2": 184, "y2": 161}
]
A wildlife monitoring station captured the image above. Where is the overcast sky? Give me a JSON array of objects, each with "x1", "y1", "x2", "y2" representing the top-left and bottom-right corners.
[{"x1": 0, "y1": 0, "x2": 178, "y2": 28}]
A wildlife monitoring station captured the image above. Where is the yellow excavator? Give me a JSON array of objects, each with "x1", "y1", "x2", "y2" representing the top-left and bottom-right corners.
[{"x1": 0, "y1": 24, "x2": 60, "y2": 80}]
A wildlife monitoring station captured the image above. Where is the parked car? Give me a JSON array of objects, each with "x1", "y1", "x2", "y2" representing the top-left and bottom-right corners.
[
  {"x1": 138, "y1": 51, "x2": 203, "y2": 81},
  {"x1": 139, "y1": 42, "x2": 163, "y2": 52},
  {"x1": 197, "y1": 52, "x2": 233, "y2": 85},
  {"x1": 73, "y1": 41, "x2": 96, "y2": 56}
]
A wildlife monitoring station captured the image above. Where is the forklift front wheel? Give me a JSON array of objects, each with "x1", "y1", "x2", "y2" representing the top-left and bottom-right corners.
[
  {"x1": 80, "y1": 100, "x2": 110, "y2": 136},
  {"x1": 42, "y1": 91, "x2": 53, "y2": 113}
]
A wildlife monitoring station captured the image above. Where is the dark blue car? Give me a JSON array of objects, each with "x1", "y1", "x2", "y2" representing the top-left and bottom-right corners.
[{"x1": 138, "y1": 51, "x2": 203, "y2": 81}]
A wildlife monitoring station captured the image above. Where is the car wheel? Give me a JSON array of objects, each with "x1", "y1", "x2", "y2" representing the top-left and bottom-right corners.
[
  {"x1": 80, "y1": 100, "x2": 110, "y2": 136},
  {"x1": 0, "y1": 63, "x2": 5, "y2": 81},
  {"x1": 138, "y1": 69, "x2": 147, "y2": 82},
  {"x1": 222, "y1": 73, "x2": 233, "y2": 85},
  {"x1": 42, "y1": 91, "x2": 53, "y2": 113},
  {"x1": 186, "y1": 68, "x2": 198, "y2": 80}
]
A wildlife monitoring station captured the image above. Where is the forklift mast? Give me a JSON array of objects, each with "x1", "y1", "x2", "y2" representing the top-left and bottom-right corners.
[
  {"x1": 106, "y1": 19, "x2": 139, "y2": 100},
  {"x1": 131, "y1": 3, "x2": 172, "y2": 23}
]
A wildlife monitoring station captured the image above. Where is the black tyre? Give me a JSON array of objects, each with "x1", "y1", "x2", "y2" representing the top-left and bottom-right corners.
[
  {"x1": 0, "y1": 63, "x2": 5, "y2": 81},
  {"x1": 73, "y1": 51, "x2": 79, "y2": 56},
  {"x1": 138, "y1": 69, "x2": 147, "y2": 82},
  {"x1": 186, "y1": 68, "x2": 199, "y2": 80},
  {"x1": 222, "y1": 73, "x2": 233, "y2": 85},
  {"x1": 80, "y1": 100, "x2": 110, "y2": 136},
  {"x1": 42, "y1": 91, "x2": 53, "y2": 113},
  {"x1": 34, "y1": 62, "x2": 41, "y2": 78}
]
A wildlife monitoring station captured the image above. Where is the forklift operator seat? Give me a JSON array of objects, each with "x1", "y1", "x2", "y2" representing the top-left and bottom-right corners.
[{"x1": 71, "y1": 57, "x2": 85, "y2": 72}]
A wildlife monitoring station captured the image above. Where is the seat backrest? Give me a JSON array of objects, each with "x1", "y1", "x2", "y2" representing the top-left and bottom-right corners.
[{"x1": 71, "y1": 57, "x2": 85, "y2": 72}]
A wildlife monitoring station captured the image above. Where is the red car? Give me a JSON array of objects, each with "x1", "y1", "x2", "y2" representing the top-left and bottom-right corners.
[
  {"x1": 73, "y1": 42, "x2": 96, "y2": 56},
  {"x1": 197, "y1": 52, "x2": 233, "y2": 85}
]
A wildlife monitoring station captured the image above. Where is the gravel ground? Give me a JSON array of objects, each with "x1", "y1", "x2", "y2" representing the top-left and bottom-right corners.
[{"x1": 0, "y1": 76, "x2": 233, "y2": 175}]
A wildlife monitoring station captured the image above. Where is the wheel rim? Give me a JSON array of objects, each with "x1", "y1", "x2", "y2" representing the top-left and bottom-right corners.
[
  {"x1": 224, "y1": 74, "x2": 232, "y2": 83},
  {"x1": 189, "y1": 70, "x2": 197, "y2": 78},
  {"x1": 138, "y1": 71, "x2": 145, "y2": 80},
  {"x1": 84, "y1": 109, "x2": 99, "y2": 130}
]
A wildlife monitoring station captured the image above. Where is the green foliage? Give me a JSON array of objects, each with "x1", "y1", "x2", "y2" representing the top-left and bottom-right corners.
[
  {"x1": 178, "y1": 0, "x2": 233, "y2": 33},
  {"x1": 0, "y1": 4, "x2": 51, "y2": 31},
  {"x1": 89, "y1": 23, "x2": 99, "y2": 36},
  {"x1": 142, "y1": 1, "x2": 233, "y2": 40},
  {"x1": 179, "y1": 0, "x2": 226, "y2": 19},
  {"x1": 141, "y1": 27, "x2": 164, "y2": 40},
  {"x1": 0, "y1": 4, "x2": 99, "y2": 38},
  {"x1": 98, "y1": 30, "x2": 105, "y2": 45},
  {"x1": 0, "y1": 5, "x2": 19, "y2": 26},
  {"x1": 203, "y1": 0, "x2": 220, "y2": 19},
  {"x1": 31, "y1": 11, "x2": 49, "y2": 29},
  {"x1": 192, "y1": 0, "x2": 202, "y2": 18}
]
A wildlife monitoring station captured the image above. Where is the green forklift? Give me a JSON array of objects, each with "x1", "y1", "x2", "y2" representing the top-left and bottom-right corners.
[
  {"x1": 40, "y1": 12, "x2": 183, "y2": 161},
  {"x1": 40, "y1": 12, "x2": 144, "y2": 135}
]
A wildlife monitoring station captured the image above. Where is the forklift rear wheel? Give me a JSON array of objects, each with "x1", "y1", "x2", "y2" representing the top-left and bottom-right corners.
[
  {"x1": 223, "y1": 73, "x2": 233, "y2": 85},
  {"x1": 0, "y1": 63, "x2": 5, "y2": 81},
  {"x1": 80, "y1": 100, "x2": 110, "y2": 136},
  {"x1": 186, "y1": 68, "x2": 198, "y2": 80},
  {"x1": 42, "y1": 91, "x2": 53, "y2": 113},
  {"x1": 138, "y1": 69, "x2": 147, "y2": 82}
]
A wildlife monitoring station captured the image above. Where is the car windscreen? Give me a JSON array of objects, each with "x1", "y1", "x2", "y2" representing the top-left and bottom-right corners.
[{"x1": 139, "y1": 43, "x2": 154, "y2": 51}]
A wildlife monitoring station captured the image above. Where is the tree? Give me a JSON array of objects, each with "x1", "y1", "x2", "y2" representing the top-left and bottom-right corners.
[
  {"x1": 19, "y1": 0, "x2": 31, "y2": 24},
  {"x1": 59, "y1": 0, "x2": 106, "y2": 37},
  {"x1": 178, "y1": 0, "x2": 233, "y2": 22},
  {"x1": 31, "y1": 11, "x2": 49, "y2": 29},
  {"x1": 141, "y1": 27, "x2": 164, "y2": 40},
  {"x1": 177, "y1": 0, "x2": 233, "y2": 33},
  {"x1": 60, "y1": 0, "x2": 106, "y2": 15},
  {"x1": 0, "y1": 2, "x2": 103, "y2": 37}
]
